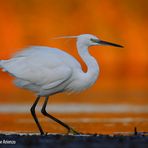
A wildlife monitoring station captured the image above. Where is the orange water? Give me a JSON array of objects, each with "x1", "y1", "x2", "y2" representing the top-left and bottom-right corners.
[{"x1": 0, "y1": 112, "x2": 147, "y2": 134}]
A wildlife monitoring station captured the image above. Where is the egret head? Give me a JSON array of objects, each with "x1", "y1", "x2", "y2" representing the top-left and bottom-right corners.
[{"x1": 77, "y1": 34, "x2": 123, "y2": 48}]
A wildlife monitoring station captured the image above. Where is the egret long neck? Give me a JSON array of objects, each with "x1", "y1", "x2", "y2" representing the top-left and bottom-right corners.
[{"x1": 77, "y1": 43, "x2": 99, "y2": 84}]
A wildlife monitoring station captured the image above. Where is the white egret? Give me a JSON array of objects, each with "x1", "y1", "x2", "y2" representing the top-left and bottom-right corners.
[{"x1": 0, "y1": 34, "x2": 123, "y2": 135}]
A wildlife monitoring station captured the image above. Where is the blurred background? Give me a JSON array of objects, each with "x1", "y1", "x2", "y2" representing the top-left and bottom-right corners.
[{"x1": 0, "y1": 0, "x2": 147, "y2": 134}]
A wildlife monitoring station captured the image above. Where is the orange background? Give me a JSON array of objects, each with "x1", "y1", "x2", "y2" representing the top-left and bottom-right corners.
[{"x1": 0, "y1": 0, "x2": 148, "y2": 105}]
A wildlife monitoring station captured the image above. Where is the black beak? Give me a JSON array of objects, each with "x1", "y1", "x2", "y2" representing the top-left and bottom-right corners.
[
  {"x1": 99, "y1": 40, "x2": 124, "y2": 48},
  {"x1": 91, "y1": 38, "x2": 124, "y2": 48}
]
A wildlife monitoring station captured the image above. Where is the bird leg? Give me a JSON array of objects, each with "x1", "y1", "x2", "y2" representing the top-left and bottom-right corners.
[
  {"x1": 30, "y1": 96, "x2": 44, "y2": 135},
  {"x1": 41, "y1": 96, "x2": 80, "y2": 135}
]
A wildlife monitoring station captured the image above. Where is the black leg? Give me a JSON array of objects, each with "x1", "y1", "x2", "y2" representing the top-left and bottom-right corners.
[
  {"x1": 41, "y1": 96, "x2": 80, "y2": 135},
  {"x1": 30, "y1": 96, "x2": 44, "y2": 135}
]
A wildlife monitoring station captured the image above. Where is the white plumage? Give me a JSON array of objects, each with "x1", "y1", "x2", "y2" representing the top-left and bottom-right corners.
[
  {"x1": 0, "y1": 34, "x2": 123, "y2": 135},
  {"x1": 0, "y1": 34, "x2": 101, "y2": 96},
  {"x1": 1, "y1": 46, "x2": 80, "y2": 94}
]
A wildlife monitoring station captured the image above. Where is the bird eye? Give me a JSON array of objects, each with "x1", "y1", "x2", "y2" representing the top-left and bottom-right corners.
[{"x1": 90, "y1": 38, "x2": 99, "y2": 43}]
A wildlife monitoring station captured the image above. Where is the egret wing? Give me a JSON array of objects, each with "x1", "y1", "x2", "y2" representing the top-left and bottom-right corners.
[
  {"x1": 0, "y1": 47, "x2": 73, "y2": 88},
  {"x1": 41, "y1": 79, "x2": 67, "y2": 90}
]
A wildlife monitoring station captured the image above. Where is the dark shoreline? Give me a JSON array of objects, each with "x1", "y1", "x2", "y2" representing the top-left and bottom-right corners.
[{"x1": 0, "y1": 133, "x2": 148, "y2": 148}]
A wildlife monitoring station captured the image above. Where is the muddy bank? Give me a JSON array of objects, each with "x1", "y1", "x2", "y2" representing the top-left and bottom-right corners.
[{"x1": 0, "y1": 133, "x2": 147, "y2": 148}]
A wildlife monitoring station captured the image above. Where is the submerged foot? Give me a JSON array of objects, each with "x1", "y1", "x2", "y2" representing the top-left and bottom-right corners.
[
  {"x1": 40, "y1": 132, "x2": 45, "y2": 135},
  {"x1": 67, "y1": 127, "x2": 81, "y2": 135}
]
